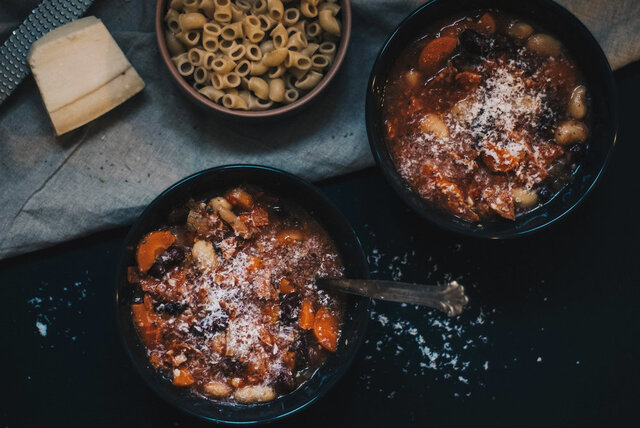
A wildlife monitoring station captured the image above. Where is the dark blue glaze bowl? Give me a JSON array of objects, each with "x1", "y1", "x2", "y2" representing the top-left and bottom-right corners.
[
  {"x1": 366, "y1": 0, "x2": 618, "y2": 238},
  {"x1": 114, "y1": 165, "x2": 370, "y2": 424}
]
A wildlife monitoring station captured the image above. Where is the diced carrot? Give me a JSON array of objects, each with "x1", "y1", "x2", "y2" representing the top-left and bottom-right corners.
[
  {"x1": 313, "y1": 307, "x2": 339, "y2": 352},
  {"x1": 263, "y1": 303, "x2": 280, "y2": 324},
  {"x1": 283, "y1": 352, "x2": 295, "y2": 371},
  {"x1": 247, "y1": 255, "x2": 263, "y2": 272},
  {"x1": 418, "y1": 36, "x2": 458, "y2": 74},
  {"x1": 149, "y1": 353, "x2": 163, "y2": 369},
  {"x1": 136, "y1": 230, "x2": 175, "y2": 272},
  {"x1": 279, "y1": 278, "x2": 295, "y2": 294},
  {"x1": 298, "y1": 300, "x2": 315, "y2": 330},
  {"x1": 480, "y1": 141, "x2": 521, "y2": 173},
  {"x1": 225, "y1": 188, "x2": 254, "y2": 209},
  {"x1": 132, "y1": 303, "x2": 161, "y2": 347},
  {"x1": 172, "y1": 368, "x2": 195, "y2": 386},
  {"x1": 476, "y1": 12, "x2": 496, "y2": 34}
]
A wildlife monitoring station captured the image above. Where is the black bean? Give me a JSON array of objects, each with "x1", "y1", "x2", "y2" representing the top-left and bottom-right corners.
[
  {"x1": 200, "y1": 311, "x2": 229, "y2": 333},
  {"x1": 148, "y1": 246, "x2": 185, "y2": 278},
  {"x1": 220, "y1": 357, "x2": 247, "y2": 376},
  {"x1": 272, "y1": 369, "x2": 296, "y2": 394},
  {"x1": 292, "y1": 331, "x2": 310, "y2": 369},
  {"x1": 279, "y1": 293, "x2": 300, "y2": 324},
  {"x1": 536, "y1": 184, "x2": 555, "y2": 202},
  {"x1": 460, "y1": 30, "x2": 489, "y2": 56},
  {"x1": 153, "y1": 301, "x2": 189, "y2": 315}
]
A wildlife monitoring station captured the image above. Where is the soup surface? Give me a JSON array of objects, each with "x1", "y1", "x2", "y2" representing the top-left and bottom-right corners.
[
  {"x1": 128, "y1": 187, "x2": 345, "y2": 403},
  {"x1": 383, "y1": 10, "x2": 589, "y2": 221}
]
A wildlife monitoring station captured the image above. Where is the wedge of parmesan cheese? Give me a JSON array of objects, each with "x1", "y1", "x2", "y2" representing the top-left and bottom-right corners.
[{"x1": 27, "y1": 16, "x2": 145, "y2": 135}]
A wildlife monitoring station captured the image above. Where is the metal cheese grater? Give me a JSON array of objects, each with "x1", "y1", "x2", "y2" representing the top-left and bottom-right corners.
[{"x1": 0, "y1": 0, "x2": 95, "y2": 105}]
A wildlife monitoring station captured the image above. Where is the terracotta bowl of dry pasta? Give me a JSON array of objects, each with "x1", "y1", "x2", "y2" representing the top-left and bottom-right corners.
[{"x1": 156, "y1": 0, "x2": 351, "y2": 119}]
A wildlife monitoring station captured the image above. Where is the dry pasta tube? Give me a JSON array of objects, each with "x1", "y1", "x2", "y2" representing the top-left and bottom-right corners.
[
  {"x1": 236, "y1": 0, "x2": 252, "y2": 12},
  {"x1": 169, "y1": 0, "x2": 185, "y2": 10},
  {"x1": 199, "y1": 0, "x2": 215, "y2": 18},
  {"x1": 248, "y1": 76, "x2": 270, "y2": 100},
  {"x1": 262, "y1": 48, "x2": 288, "y2": 67},
  {"x1": 300, "y1": 0, "x2": 318, "y2": 18},
  {"x1": 282, "y1": 8, "x2": 300, "y2": 26},
  {"x1": 259, "y1": 39, "x2": 275, "y2": 54},
  {"x1": 193, "y1": 66, "x2": 210, "y2": 84},
  {"x1": 235, "y1": 60, "x2": 251, "y2": 76},
  {"x1": 267, "y1": 0, "x2": 284, "y2": 21},
  {"x1": 301, "y1": 42, "x2": 319, "y2": 57},
  {"x1": 228, "y1": 44, "x2": 246, "y2": 61},
  {"x1": 188, "y1": 48, "x2": 207, "y2": 66},
  {"x1": 288, "y1": 66, "x2": 307, "y2": 80},
  {"x1": 284, "y1": 73, "x2": 296, "y2": 89},
  {"x1": 219, "y1": 39, "x2": 238, "y2": 55},
  {"x1": 199, "y1": 85, "x2": 225, "y2": 102},
  {"x1": 285, "y1": 50, "x2": 311, "y2": 70},
  {"x1": 176, "y1": 30, "x2": 200, "y2": 47},
  {"x1": 212, "y1": 72, "x2": 242, "y2": 89},
  {"x1": 214, "y1": 1, "x2": 232, "y2": 23},
  {"x1": 283, "y1": 88, "x2": 299, "y2": 104},
  {"x1": 295, "y1": 70, "x2": 323, "y2": 90},
  {"x1": 242, "y1": 16, "x2": 264, "y2": 43},
  {"x1": 221, "y1": 22, "x2": 244, "y2": 40},
  {"x1": 182, "y1": 0, "x2": 199, "y2": 12},
  {"x1": 286, "y1": 31, "x2": 307, "y2": 51},
  {"x1": 319, "y1": 2, "x2": 340, "y2": 15},
  {"x1": 268, "y1": 64, "x2": 285, "y2": 78},
  {"x1": 179, "y1": 12, "x2": 207, "y2": 31},
  {"x1": 240, "y1": 76, "x2": 250, "y2": 89},
  {"x1": 203, "y1": 22, "x2": 222, "y2": 36},
  {"x1": 311, "y1": 54, "x2": 331, "y2": 70},
  {"x1": 244, "y1": 43, "x2": 262, "y2": 61},
  {"x1": 258, "y1": 14, "x2": 276, "y2": 31},
  {"x1": 291, "y1": 20, "x2": 306, "y2": 34},
  {"x1": 166, "y1": 31, "x2": 186, "y2": 56},
  {"x1": 306, "y1": 0, "x2": 320, "y2": 6},
  {"x1": 318, "y1": 41, "x2": 336, "y2": 56},
  {"x1": 250, "y1": 61, "x2": 269, "y2": 75},
  {"x1": 202, "y1": 51, "x2": 216, "y2": 69},
  {"x1": 172, "y1": 53, "x2": 195, "y2": 76},
  {"x1": 253, "y1": 0, "x2": 268, "y2": 14},
  {"x1": 212, "y1": 56, "x2": 237, "y2": 74},
  {"x1": 268, "y1": 78, "x2": 285, "y2": 102},
  {"x1": 239, "y1": 90, "x2": 273, "y2": 110},
  {"x1": 202, "y1": 32, "x2": 219, "y2": 52},
  {"x1": 231, "y1": 5, "x2": 245, "y2": 22},
  {"x1": 318, "y1": 9, "x2": 341, "y2": 36},
  {"x1": 270, "y1": 24, "x2": 288, "y2": 49},
  {"x1": 222, "y1": 93, "x2": 248, "y2": 109},
  {"x1": 306, "y1": 22, "x2": 322, "y2": 39},
  {"x1": 165, "y1": 9, "x2": 180, "y2": 33}
]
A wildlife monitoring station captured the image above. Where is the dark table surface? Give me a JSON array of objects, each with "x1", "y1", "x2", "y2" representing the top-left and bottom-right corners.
[{"x1": 2, "y1": 60, "x2": 639, "y2": 428}]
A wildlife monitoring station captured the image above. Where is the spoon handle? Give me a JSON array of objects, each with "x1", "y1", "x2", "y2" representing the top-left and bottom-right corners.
[{"x1": 316, "y1": 279, "x2": 469, "y2": 317}]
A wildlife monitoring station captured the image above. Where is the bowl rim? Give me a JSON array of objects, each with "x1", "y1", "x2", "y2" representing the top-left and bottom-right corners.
[
  {"x1": 365, "y1": 0, "x2": 619, "y2": 239},
  {"x1": 113, "y1": 164, "x2": 371, "y2": 424},
  {"x1": 155, "y1": 0, "x2": 352, "y2": 119}
]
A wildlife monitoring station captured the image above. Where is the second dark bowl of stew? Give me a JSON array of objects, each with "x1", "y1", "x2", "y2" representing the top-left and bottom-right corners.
[
  {"x1": 366, "y1": 0, "x2": 618, "y2": 238},
  {"x1": 114, "y1": 165, "x2": 370, "y2": 424}
]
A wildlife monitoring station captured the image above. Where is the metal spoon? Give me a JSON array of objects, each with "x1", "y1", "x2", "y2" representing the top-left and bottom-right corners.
[{"x1": 316, "y1": 279, "x2": 469, "y2": 317}]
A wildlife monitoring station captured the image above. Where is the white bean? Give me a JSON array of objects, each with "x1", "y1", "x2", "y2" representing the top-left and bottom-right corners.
[
  {"x1": 526, "y1": 34, "x2": 562, "y2": 57},
  {"x1": 507, "y1": 21, "x2": 534, "y2": 40},
  {"x1": 512, "y1": 187, "x2": 539, "y2": 208},
  {"x1": 419, "y1": 113, "x2": 449, "y2": 139},
  {"x1": 234, "y1": 385, "x2": 276, "y2": 403},
  {"x1": 192, "y1": 240, "x2": 218, "y2": 270},
  {"x1": 555, "y1": 120, "x2": 588, "y2": 145},
  {"x1": 204, "y1": 381, "x2": 231, "y2": 397},
  {"x1": 568, "y1": 85, "x2": 587, "y2": 119}
]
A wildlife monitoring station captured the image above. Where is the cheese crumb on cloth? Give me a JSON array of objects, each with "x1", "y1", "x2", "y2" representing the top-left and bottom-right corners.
[{"x1": 0, "y1": 0, "x2": 639, "y2": 259}]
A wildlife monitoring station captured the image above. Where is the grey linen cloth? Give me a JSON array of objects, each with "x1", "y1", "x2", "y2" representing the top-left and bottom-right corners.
[{"x1": 0, "y1": 0, "x2": 638, "y2": 259}]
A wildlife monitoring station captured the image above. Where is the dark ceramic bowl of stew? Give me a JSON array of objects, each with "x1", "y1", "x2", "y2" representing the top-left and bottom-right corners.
[
  {"x1": 114, "y1": 165, "x2": 370, "y2": 424},
  {"x1": 366, "y1": 0, "x2": 618, "y2": 238}
]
